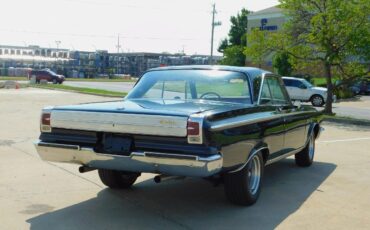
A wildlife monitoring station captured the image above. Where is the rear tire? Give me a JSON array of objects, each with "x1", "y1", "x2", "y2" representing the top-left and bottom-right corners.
[
  {"x1": 311, "y1": 94, "x2": 324, "y2": 107},
  {"x1": 98, "y1": 169, "x2": 140, "y2": 189},
  {"x1": 295, "y1": 132, "x2": 315, "y2": 167},
  {"x1": 224, "y1": 152, "x2": 264, "y2": 206}
]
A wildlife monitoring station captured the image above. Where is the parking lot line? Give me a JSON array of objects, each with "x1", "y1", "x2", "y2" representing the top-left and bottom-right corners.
[{"x1": 317, "y1": 137, "x2": 370, "y2": 143}]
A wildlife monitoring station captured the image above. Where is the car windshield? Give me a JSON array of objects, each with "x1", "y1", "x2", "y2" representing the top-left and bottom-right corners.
[
  {"x1": 126, "y1": 69, "x2": 252, "y2": 104},
  {"x1": 302, "y1": 79, "x2": 313, "y2": 88},
  {"x1": 46, "y1": 70, "x2": 57, "y2": 75}
]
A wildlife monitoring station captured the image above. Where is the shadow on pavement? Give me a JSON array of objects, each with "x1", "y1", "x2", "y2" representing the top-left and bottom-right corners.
[{"x1": 27, "y1": 159, "x2": 336, "y2": 230}]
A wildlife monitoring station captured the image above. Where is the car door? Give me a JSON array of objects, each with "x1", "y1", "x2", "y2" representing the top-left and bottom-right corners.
[
  {"x1": 283, "y1": 79, "x2": 299, "y2": 100},
  {"x1": 291, "y1": 79, "x2": 310, "y2": 101},
  {"x1": 263, "y1": 75, "x2": 307, "y2": 158},
  {"x1": 258, "y1": 74, "x2": 285, "y2": 155}
]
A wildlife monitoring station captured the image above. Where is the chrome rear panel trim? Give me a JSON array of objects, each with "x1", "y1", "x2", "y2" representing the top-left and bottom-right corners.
[{"x1": 50, "y1": 111, "x2": 188, "y2": 137}]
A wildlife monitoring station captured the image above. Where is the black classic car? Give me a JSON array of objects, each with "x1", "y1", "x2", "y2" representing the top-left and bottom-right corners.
[{"x1": 34, "y1": 66, "x2": 323, "y2": 206}]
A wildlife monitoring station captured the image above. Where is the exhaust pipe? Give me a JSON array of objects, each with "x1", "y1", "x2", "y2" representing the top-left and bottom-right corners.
[
  {"x1": 79, "y1": 166, "x2": 96, "y2": 173},
  {"x1": 154, "y1": 175, "x2": 185, "y2": 183}
]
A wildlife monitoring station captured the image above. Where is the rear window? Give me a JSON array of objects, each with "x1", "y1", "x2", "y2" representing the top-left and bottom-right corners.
[{"x1": 127, "y1": 70, "x2": 252, "y2": 104}]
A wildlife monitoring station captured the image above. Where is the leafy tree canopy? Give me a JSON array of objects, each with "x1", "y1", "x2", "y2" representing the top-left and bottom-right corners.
[
  {"x1": 218, "y1": 8, "x2": 250, "y2": 66},
  {"x1": 245, "y1": 0, "x2": 370, "y2": 114}
]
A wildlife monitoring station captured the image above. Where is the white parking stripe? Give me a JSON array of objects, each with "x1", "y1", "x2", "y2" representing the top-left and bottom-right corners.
[{"x1": 318, "y1": 137, "x2": 370, "y2": 143}]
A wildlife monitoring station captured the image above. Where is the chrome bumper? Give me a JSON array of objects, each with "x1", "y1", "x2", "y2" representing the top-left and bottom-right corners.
[{"x1": 34, "y1": 141, "x2": 223, "y2": 177}]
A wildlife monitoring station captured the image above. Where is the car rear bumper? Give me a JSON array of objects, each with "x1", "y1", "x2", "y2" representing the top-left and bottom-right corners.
[{"x1": 34, "y1": 141, "x2": 223, "y2": 177}]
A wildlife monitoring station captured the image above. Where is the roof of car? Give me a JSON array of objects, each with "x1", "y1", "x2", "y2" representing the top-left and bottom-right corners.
[
  {"x1": 148, "y1": 65, "x2": 272, "y2": 80},
  {"x1": 282, "y1": 76, "x2": 303, "y2": 80}
]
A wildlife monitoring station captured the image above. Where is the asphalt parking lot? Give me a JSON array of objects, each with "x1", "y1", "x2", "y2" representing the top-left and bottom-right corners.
[{"x1": 1, "y1": 88, "x2": 370, "y2": 230}]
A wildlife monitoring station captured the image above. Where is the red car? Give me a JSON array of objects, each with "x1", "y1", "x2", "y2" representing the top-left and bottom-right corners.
[{"x1": 29, "y1": 69, "x2": 65, "y2": 84}]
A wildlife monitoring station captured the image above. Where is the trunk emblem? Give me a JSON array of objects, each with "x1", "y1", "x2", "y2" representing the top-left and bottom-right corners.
[{"x1": 160, "y1": 120, "x2": 176, "y2": 126}]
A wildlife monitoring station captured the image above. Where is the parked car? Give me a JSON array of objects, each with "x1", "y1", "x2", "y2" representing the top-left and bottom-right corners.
[
  {"x1": 29, "y1": 69, "x2": 65, "y2": 84},
  {"x1": 335, "y1": 78, "x2": 370, "y2": 96},
  {"x1": 282, "y1": 77, "x2": 335, "y2": 107},
  {"x1": 34, "y1": 66, "x2": 323, "y2": 206},
  {"x1": 356, "y1": 78, "x2": 370, "y2": 95}
]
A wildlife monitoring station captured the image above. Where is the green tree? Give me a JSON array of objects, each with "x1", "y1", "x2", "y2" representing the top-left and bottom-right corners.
[
  {"x1": 281, "y1": 0, "x2": 370, "y2": 114},
  {"x1": 217, "y1": 38, "x2": 229, "y2": 53},
  {"x1": 273, "y1": 52, "x2": 292, "y2": 76},
  {"x1": 244, "y1": 29, "x2": 272, "y2": 68},
  {"x1": 246, "y1": 1, "x2": 370, "y2": 114},
  {"x1": 218, "y1": 8, "x2": 250, "y2": 66},
  {"x1": 228, "y1": 8, "x2": 250, "y2": 46},
  {"x1": 219, "y1": 45, "x2": 246, "y2": 66}
]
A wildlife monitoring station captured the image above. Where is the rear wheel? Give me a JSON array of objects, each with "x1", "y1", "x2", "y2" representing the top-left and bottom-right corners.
[
  {"x1": 224, "y1": 152, "x2": 264, "y2": 206},
  {"x1": 311, "y1": 94, "x2": 324, "y2": 107},
  {"x1": 98, "y1": 169, "x2": 140, "y2": 189},
  {"x1": 295, "y1": 132, "x2": 315, "y2": 167}
]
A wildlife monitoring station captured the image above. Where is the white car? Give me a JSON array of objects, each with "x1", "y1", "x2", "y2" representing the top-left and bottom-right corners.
[{"x1": 282, "y1": 77, "x2": 335, "y2": 107}]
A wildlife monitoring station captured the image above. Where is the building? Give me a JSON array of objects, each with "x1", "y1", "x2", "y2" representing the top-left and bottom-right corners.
[
  {"x1": 0, "y1": 44, "x2": 221, "y2": 77},
  {"x1": 246, "y1": 6, "x2": 286, "y2": 70}
]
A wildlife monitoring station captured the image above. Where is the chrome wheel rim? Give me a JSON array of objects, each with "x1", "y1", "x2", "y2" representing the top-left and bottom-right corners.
[
  {"x1": 308, "y1": 134, "x2": 315, "y2": 160},
  {"x1": 247, "y1": 155, "x2": 262, "y2": 195},
  {"x1": 313, "y1": 96, "x2": 323, "y2": 106}
]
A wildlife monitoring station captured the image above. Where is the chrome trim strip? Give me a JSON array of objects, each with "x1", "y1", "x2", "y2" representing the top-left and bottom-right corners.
[
  {"x1": 265, "y1": 147, "x2": 304, "y2": 165},
  {"x1": 34, "y1": 141, "x2": 223, "y2": 177},
  {"x1": 210, "y1": 110, "x2": 316, "y2": 131},
  {"x1": 38, "y1": 142, "x2": 80, "y2": 150},
  {"x1": 50, "y1": 111, "x2": 188, "y2": 137},
  {"x1": 228, "y1": 147, "x2": 268, "y2": 173}
]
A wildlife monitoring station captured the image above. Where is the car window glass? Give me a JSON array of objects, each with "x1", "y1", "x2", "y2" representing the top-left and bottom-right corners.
[
  {"x1": 195, "y1": 77, "x2": 249, "y2": 98},
  {"x1": 142, "y1": 80, "x2": 188, "y2": 99},
  {"x1": 266, "y1": 77, "x2": 289, "y2": 105},
  {"x1": 291, "y1": 80, "x2": 303, "y2": 88},
  {"x1": 283, "y1": 79, "x2": 292, "y2": 86},
  {"x1": 253, "y1": 76, "x2": 262, "y2": 102},
  {"x1": 259, "y1": 78, "x2": 272, "y2": 105}
]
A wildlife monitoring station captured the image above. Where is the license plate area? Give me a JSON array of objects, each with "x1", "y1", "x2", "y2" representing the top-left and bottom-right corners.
[{"x1": 102, "y1": 134, "x2": 132, "y2": 155}]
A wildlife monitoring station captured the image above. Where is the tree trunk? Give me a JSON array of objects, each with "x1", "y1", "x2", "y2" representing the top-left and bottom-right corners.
[{"x1": 324, "y1": 62, "x2": 334, "y2": 114}]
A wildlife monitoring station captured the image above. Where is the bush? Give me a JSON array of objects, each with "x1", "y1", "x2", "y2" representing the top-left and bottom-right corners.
[{"x1": 333, "y1": 87, "x2": 354, "y2": 99}]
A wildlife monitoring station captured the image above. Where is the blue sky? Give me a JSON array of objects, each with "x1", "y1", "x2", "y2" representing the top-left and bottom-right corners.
[{"x1": 0, "y1": 0, "x2": 279, "y2": 55}]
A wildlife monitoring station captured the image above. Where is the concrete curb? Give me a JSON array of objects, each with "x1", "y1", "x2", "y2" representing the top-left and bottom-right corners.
[{"x1": 324, "y1": 117, "x2": 370, "y2": 127}]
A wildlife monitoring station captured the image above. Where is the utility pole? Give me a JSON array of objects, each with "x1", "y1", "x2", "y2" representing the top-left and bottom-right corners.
[
  {"x1": 210, "y1": 3, "x2": 221, "y2": 65},
  {"x1": 116, "y1": 34, "x2": 121, "y2": 74},
  {"x1": 55, "y1": 40, "x2": 61, "y2": 72}
]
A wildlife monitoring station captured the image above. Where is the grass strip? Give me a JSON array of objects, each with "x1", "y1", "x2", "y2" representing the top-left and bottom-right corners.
[
  {"x1": 0, "y1": 76, "x2": 28, "y2": 81},
  {"x1": 0, "y1": 76, "x2": 137, "y2": 82},
  {"x1": 30, "y1": 84, "x2": 127, "y2": 97},
  {"x1": 323, "y1": 114, "x2": 370, "y2": 126},
  {"x1": 65, "y1": 78, "x2": 137, "y2": 82}
]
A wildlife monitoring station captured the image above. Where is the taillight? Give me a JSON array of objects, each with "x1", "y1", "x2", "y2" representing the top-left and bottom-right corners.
[
  {"x1": 40, "y1": 112, "x2": 51, "y2": 132},
  {"x1": 187, "y1": 121, "x2": 199, "y2": 135},
  {"x1": 187, "y1": 116, "x2": 203, "y2": 144}
]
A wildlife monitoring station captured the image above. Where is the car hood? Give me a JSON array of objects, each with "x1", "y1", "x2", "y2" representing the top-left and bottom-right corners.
[
  {"x1": 311, "y1": 87, "x2": 327, "y2": 92},
  {"x1": 52, "y1": 99, "x2": 250, "y2": 117}
]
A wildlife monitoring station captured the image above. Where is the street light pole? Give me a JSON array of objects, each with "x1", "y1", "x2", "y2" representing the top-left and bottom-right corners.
[{"x1": 116, "y1": 34, "x2": 121, "y2": 74}]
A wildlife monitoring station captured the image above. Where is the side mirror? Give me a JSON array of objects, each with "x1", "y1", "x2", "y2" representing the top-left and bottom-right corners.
[{"x1": 299, "y1": 84, "x2": 307, "y2": 89}]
